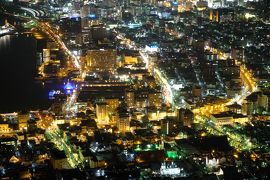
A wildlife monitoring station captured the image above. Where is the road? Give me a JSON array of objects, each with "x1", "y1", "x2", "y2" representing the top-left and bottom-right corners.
[
  {"x1": 29, "y1": 19, "x2": 85, "y2": 169},
  {"x1": 117, "y1": 28, "x2": 260, "y2": 154},
  {"x1": 115, "y1": 31, "x2": 175, "y2": 106},
  {"x1": 193, "y1": 46, "x2": 259, "y2": 152}
]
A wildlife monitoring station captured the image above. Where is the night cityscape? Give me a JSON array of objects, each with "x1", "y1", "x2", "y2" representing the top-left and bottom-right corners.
[{"x1": 0, "y1": 0, "x2": 270, "y2": 179}]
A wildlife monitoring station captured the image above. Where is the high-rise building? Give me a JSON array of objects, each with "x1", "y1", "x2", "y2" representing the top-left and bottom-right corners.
[
  {"x1": 105, "y1": 98, "x2": 120, "y2": 113},
  {"x1": 96, "y1": 101, "x2": 109, "y2": 126},
  {"x1": 86, "y1": 49, "x2": 117, "y2": 71},
  {"x1": 161, "y1": 119, "x2": 174, "y2": 135},
  {"x1": 117, "y1": 113, "x2": 130, "y2": 133},
  {"x1": 209, "y1": 9, "x2": 213, "y2": 21},
  {"x1": 125, "y1": 89, "x2": 135, "y2": 108},
  {"x1": 89, "y1": 25, "x2": 108, "y2": 41},
  {"x1": 215, "y1": 10, "x2": 219, "y2": 22},
  {"x1": 43, "y1": 49, "x2": 50, "y2": 62},
  {"x1": 259, "y1": 93, "x2": 270, "y2": 113},
  {"x1": 80, "y1": 5, "x2": 99, "y2": 29}
]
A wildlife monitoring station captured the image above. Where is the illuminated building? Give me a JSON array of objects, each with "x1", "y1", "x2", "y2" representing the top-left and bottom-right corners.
[
  {"x1": 78, "y1": 82, "x2": 128, "y2": 102},
  {"x1": 197, "y1": 1, "x2": 208, "y2": 11},
  {"x1": 135, "y1": 98, "x2": 147, "y2": 109},
  {"x1": 148, "y1": 91, "x2": 161, "y2": 107},
  {"x1": 145, "y1": 42, "x2": 159, "y2": 52},
  {"x1": 231, "y1": 46, "x2": 244, "y2": 62},
  {"x1": 160, "y1": 162, "x2": 184, "y2": 176},
  {"x1": 125, "y1": 89, "x2": 135, "y2": 108},
  {"x1": 18, "y1": 114, "x2": 29, "y2": 130},
  {"x1": 64, "y1": 81, "x2": 75, "y2": 95},
  {"x1": 110, "y1": 114, "x2": 118, "y2": 126},
  {"x1": 206, "y1": 157, "x2": 220, "y2": 168},
  {"x1": 258, "y1": 92, "x2": 270, "y2": 113},
  {"x1": 161, "y1": 119, "x2": 174, "y2": 135},
  {"x1": 216, "y1": 10, "x2": 219, "y2": 22},
  {"x1": 0, "y1": 136, "x2": 17, "y2": 151},
  {"x1": 210, "y1": 9, "x2": 213, "y2": 21},
  {"x1": 42, "y1": 48, "x2": 61, "y2": 63},
  {"x1": 147, "y1": 108, "x2": 167, "y2": 121},
  {"x1": 208, "y1": 0, "x2": 224, "y2": 8},
  {"x1": 177, "y1": 0, "x2": 194, "y2": 12},
  {"x1": 242, "y1": 93, "x2": 258, "y2": 115},
  {"x1": 167, "y1": 151, "x2": 178, "y2": 159},
  {"x1": 118, "y1": 68, "x2": 148, "y2": 80},
  {"x1": 45, "y1": 40, "x2": 57, "y2": 50},
  {"x1": 117, "y1": 113, "x2": 130, "y2": 133},
  {"x1": 212, "y1": 112, "x2": 233, "y2": 126},
  {"x1": 43, "y1": 49, "x2": 50, "y2": 62},
  {"x1": 86, "y1": 49, "x2": 117, "y2": 71},
  {"x1": 96, "y1": 101, "x2": 109, "y2": 126},
  {"x1": 241, "y1": 92, "x2": 270, "y2": 115},
  {"x1": 205, "y1": 51, "x2": 218, "y2": 61},
  {"x1": 0, "y1": 124, "x2": 11, "y2": 132},
  {"x1": 233, "y1": 114, "x2": 248, "y2": 124},
  {"x1": 80, "y1": 5, "x2": 99, "y2": 29},
  {"x1": 124, "y1": 55, "x2": 138, "y2": 64},
  {"x1": 143, "y1": 76, "x2": 157, "y2": 89},
  {"x1": 242, "y1": 100, "x2": 254, "y2": 115},
  {"x1": 105, "y1": 98, "x2": 119, "y2": 113},
  {"x1": 209, "y1": 9, "x2": 220, "y2": 22}
]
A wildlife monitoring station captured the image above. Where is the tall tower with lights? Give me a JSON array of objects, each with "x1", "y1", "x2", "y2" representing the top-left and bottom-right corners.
[
  {"x1": 209, "y1": 9, "x2": 213, "y2": 21},
  {"x1": 96, "y1": 100, "x2": 109, "y2": 126}
]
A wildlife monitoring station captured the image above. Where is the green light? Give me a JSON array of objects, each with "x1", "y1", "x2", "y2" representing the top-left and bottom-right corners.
[
  {"x1": 135, "y1": 145, "x2": 141, "y2": 151},
  {"x1": 167, "y1": 151, "x2": 178, "y2": 159}
]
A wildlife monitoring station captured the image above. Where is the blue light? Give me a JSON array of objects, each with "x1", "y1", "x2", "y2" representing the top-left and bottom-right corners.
[
  {"x1": 64, "y1": 81, "x2": 75, "y2": 94},
  {"x1": 172, "y1": 1, "x2": 178, "y2": 6},
  {"x1": 49, "y1": 90, "x2": 56, "y2": 100},
  {"x1": 64, "y1": 82, "x2": 75, "y2": 90},
  {"x1": 71, "y1": 17, "x2": 80, "y2": 21},
  {"x1": 66, "y1": 89, "x2": 72, "y2": 94},
  {"x1": 150, "y1": 42, "x2": 158, "y2": 48},
  {"x1": 127, "y1": 23, "x2": 142, "y2": 28},
  {"x1": 70, "y1": 13, "x2": 80, "y2": 18},
  {"x1": 70, "y1": 13, "x2": 80, "y2": 21},
  {"x1": 87, "y1": 14, "x2": 96, "y2": 19}
]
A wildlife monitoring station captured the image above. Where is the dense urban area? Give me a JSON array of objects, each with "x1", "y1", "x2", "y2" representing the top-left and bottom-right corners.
[{"x1": 0, "y1": 0, "x2": 270, "y2": 179}]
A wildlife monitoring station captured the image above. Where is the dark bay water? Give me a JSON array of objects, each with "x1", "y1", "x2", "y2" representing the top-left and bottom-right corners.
[{"x1": 0, "y1": 34, "x2": 51, "y2": 113}]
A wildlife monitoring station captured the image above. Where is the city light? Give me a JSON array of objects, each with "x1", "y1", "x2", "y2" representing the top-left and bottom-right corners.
[{"x1": 1, "y1": 0, "x2": 270, "y2": 178}]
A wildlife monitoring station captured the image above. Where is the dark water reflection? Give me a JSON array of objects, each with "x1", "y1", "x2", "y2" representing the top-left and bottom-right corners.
[{"x1": 0, "y1": 34, "x2": 51, "y2": 113}]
